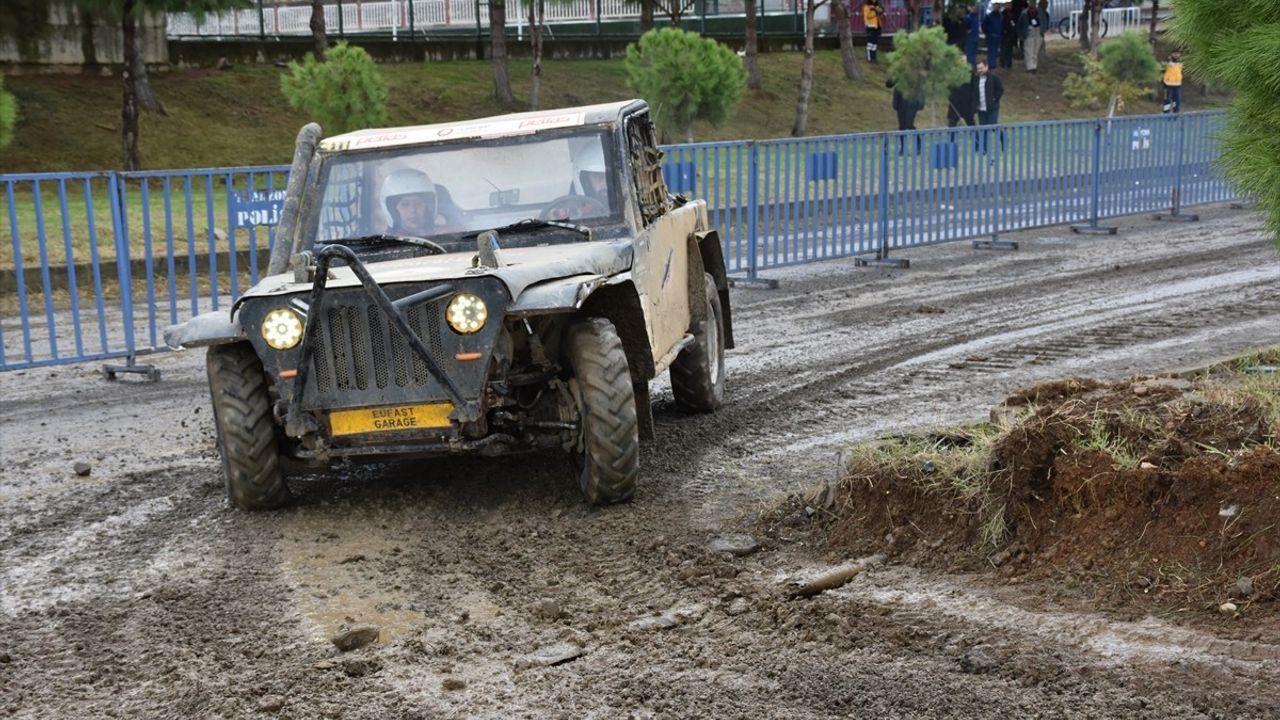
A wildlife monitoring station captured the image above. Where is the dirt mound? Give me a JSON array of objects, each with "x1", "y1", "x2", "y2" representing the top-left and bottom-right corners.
[{"x1": 803, "y1": 356, "x2": 1280, "y2": 627}]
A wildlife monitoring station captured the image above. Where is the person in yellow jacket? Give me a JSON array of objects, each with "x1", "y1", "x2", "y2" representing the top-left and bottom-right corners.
[
  {"x1": 1162, "y1": 50, "x2": 1184, "y2": 114},
  {"x1": 864, "y1": 0, "x2": 886, "y2": 64}
]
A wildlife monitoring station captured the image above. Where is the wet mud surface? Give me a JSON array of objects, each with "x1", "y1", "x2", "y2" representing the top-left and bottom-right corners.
[{"x1": 3, "y1": 206, "x2": 1280, "y2": 718}]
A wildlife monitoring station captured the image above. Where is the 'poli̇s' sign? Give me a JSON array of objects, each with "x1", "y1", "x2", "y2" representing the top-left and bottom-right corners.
[{"x1": 231, "y1": 189, "x2": 287, "y2": 228}]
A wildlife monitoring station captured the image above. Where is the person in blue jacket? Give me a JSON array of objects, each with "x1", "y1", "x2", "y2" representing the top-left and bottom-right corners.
[
  {"x1": 983, "y1": 2, "x2": 1003, "y2": 69},
  {"x1": 965, "y1": 4, "x2": 981, "y2": 66}
]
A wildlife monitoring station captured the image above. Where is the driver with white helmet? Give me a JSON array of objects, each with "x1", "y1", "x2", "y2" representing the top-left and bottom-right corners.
[
  {"x1": 381, "y1": 168, "x2": 440, "y2": 236},
  {"x1": 571, "y1": 143, "x2": 609, "y2": 204}
]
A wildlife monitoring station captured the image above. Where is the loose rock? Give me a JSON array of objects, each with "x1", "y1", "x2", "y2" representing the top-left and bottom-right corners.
[
  {"x1": 515, "y1": 642, "x2": 585, "y2": 669},
  {"x1": 331, "y1": 624, "x2": 380, "y2": 652},
  {"x1": 73, "y1": 462, "x2": 91, "y2": 477},
  {"x1": 959, "y1": 645, "x2": 1003, "y2": 674},
  {"x1": 1218, "y1": 602, "x2": 1238, "y2": 615},
  {"x1": 1232, "y1": 577, "x2": 1253, "y2": 598},
  {"x1": 340, "y1": 657, "x2": 381, "y2": 677},
  {"x1": 628, "y1": 614, "x2": 679, "y2": 631},
  {"x1": 726, "y1": 598, "x2": 750, "y2": 616},
  {"x1": 532, "y1": 599, "x2": 563, "y2": 621},
  {"x1": 442, "y1": 678, "x2": 466, "y2": 691},
  {"x1": 256, "y1": 695, "x2": 286, "y2": 713},
  {"x1": 707, "y1": 534, "x2": 760, "y2": 557}
]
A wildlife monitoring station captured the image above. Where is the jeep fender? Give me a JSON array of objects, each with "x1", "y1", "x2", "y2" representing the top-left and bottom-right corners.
[
  {"x1": 163, "y1": 310, "x2": 244, "y2": 350},
  {"x1": 692, "y1": 230, "x2": 734, "y2": 349}
]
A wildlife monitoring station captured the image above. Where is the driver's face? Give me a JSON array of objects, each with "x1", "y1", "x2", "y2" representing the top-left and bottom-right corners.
[
  {"x1": 584, "y1": 171, "x2": 608, "y2": 200},
  {"x1": 393, "y1": 194, "x2": 433, "y2": 234}
]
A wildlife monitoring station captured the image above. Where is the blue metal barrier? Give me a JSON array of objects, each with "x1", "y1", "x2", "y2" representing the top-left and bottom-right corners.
[{"x1": 0, "y1": 112, "x2": 1237, "y2": 372}]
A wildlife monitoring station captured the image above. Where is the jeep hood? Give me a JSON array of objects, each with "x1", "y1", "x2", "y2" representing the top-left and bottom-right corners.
[{"x1": 236, "y1": 239, "x2": 633, "y2": 306}]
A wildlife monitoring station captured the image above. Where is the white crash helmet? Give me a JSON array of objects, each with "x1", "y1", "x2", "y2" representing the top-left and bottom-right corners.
[
  {"x1": 380, "y1": 168, "x2": 436, "y2": 225},
  {"x1": 571, "y1": 143, "x2": 608, "y2": 198}
]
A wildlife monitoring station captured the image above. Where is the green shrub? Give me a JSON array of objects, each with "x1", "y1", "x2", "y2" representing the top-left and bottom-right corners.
[
  {"x1": 624, "y1": 28, "x2": 745, "y2": 142},
  {"x1": 1064, "y1": 32, "x2": 1161, "y2": 116},
  {"x1": 280, "y1": 42, "x2": 387, "y2": 135},
  {"x1": 885, "y1": 26, "x2": 971, "y2": 125},
  {"x1": 0, "y1": 76, "x2": 17, "y2": 148}
]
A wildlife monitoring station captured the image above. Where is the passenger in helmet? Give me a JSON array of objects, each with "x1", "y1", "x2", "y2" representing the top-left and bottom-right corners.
[
  {"x1": 380, "y1": 168, "x2": 439, "y2": 236},
  {"x1": 570, "y1": 143, "x2": 609, "y2": 204}
]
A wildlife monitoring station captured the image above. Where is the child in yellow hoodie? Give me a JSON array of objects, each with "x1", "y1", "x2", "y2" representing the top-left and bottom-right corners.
[{"x1": 1162, "y1": 50, "x2": 1183, "y2": 114}]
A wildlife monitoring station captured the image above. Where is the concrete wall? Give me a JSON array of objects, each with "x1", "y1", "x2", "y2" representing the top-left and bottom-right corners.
[{"x1": 0, "y1": 1, "x2": 167, "y2": 70}]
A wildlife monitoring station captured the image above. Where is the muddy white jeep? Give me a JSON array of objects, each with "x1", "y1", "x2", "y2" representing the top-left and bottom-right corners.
[{"x1": 166, "y1": 100, "x2": 733, "y2": 510}]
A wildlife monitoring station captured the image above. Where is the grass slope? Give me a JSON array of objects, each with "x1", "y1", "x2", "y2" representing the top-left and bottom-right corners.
[{"x1": 2, "y1": 43, "x2": 1220, "y2": 173}]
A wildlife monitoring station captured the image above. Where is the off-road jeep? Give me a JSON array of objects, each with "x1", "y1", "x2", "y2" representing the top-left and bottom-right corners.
[{"x1": 166, "y1": 100, "x2": 733, "y2": 510}]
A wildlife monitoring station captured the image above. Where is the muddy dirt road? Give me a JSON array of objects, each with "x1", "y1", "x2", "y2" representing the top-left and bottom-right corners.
[{"x1": 3, "y1": 206, "x2": 1279, "y2": 718}]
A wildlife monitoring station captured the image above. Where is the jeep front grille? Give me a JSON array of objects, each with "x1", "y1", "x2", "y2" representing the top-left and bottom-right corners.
[{"x1": 311, "y1": 302, "x2": 448, "y2": 393}]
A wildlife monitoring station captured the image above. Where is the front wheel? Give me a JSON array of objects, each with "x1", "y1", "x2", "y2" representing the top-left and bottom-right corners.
[
  {"x1": 671, "y1": 273, "x2": 726, "y2": 413},
  {"x1": 565, "y1": 318, "x2": 640, "y2": 505},
  {"x1": 207, "y1": 343, "x2": 292, "y2": 511}
]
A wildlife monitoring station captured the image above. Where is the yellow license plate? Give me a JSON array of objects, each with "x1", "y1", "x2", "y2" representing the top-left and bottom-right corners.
[{"x1": 328, "y1": 402, "x2": 454, "y2": 436}]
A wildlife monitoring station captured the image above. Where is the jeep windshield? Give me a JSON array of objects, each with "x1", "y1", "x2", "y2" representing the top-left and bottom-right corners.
[{"x1": 306, "y1": 129, "x2": 622, "y2": 252}]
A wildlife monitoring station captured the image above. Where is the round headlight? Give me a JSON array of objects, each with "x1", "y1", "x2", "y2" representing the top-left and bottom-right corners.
[
  {"x1": 446, "y1": 293, "x2": 488, "y2": 335},
  {"x1": 261, "y1": 307, "x2": 304, "y2": 350}
]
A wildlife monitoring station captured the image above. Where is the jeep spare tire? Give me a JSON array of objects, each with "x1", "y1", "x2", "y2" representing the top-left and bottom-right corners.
[
  {"x1": 671, "y1": 273, "x2": 726, "y2": 412},
  {"x1": 565, "y1": 318, "x2": 640, "y2": 504},
  {"x1": 207, "y1": 343, "x2": 292, "y2": 511}
]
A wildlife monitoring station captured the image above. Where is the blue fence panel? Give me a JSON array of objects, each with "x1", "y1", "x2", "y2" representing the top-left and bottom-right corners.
[
  {"x1": 115, "y1": 166, "x2": 290, "y2": 356},
  {"x1": 0, "y1": 112, "x2": 1241, "y2": 372},
  {"x1": 1, "y1": 172, "x2": 128, "y2": 371}
]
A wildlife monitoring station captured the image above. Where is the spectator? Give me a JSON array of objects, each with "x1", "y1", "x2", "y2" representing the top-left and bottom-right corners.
[
  {"x1": 887, "y1": 77, "x2": 924, "y2": 154},
  {"x1": 947, "y1": 68, "x2": 977, "y2": 128},
  {"x1": 983, "y1": 2, "x2": 1003, "y2": 69},
  {"x1": 864, "y1": 0, "x2": 886, "y2": 64},
  {"x1": 1000, "y1": 3, "x2": 1018, "y2": 69},
  {"x1": 965, "y1": 4, "x2": 981, "y2": 66},
  {"x1": 975, "y1": 60, "x2": 1004, "y2": 125},
  {"x1": 1162, "y1": 50, "x2": 1184, "y2": 113},
  {"x1": 942, "y1": 2, "x2": 969, "y2": 51},
  {"x1": 1017, "y1": 3, "x2": 1045, "y2": 73},
  {"x1": 974, "y1": 60, "x2": 1004, "y2": 153}
]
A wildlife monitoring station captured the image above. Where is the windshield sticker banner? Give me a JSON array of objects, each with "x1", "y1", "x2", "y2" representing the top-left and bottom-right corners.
[{"x1": 321, "y1": 112, "x2": 587, "y2": 151}]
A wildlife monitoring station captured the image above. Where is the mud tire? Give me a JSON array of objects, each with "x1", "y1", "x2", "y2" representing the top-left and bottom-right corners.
[
  {"x1": 671, "y1": 273, "x2": 726, "y2": 413},
  {"x1": 565, "y1": 318, "x2": 640, "y2": 505},
  {"x1": 206, "y1": 343, "x2": 292, "y2": 511}
]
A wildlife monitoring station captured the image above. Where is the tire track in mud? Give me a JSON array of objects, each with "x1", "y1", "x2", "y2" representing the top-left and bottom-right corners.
[{"x1": 3, "y1": 207, "x2": 1280, "y2": 718}]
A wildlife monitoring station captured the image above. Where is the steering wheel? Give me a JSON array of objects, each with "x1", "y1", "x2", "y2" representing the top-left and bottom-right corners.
[{"x1": 539, "y1": 194, "x2": 609, "y2": 222}]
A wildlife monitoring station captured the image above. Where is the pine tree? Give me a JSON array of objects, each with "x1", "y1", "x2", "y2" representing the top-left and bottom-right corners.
[{"x1": 1172, "y1": 0, "x2": 1280, "y2": 246}]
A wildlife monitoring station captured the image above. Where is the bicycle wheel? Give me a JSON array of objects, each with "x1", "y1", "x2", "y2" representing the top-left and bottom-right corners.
[{"x1": 1057, "y1": 16, "x2": 1071, "y2": 39}]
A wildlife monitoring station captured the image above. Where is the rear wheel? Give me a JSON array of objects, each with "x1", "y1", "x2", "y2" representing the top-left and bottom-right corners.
[
  {"x1": 207, "y1": 343, "x2": 292, "y2": 511},
  {"x1": 671, "y1": 273, "x2": 726, "y2": 413},
  {"x1": 565, "y1": 318, "x2": 639, "y2": 505}
]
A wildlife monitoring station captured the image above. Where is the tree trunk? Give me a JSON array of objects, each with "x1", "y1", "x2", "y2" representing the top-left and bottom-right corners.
[
  {"x1": 744, "y1": 0, "x2": 762, "y2": 89},
  {"x1": 1148, "y1": 0, "x2": 1159, "y2": 44},
  {"x1": 529, "y1": 0, "x2": 543, "y2": 110},
  {"x1": 1078, "y1": 2, "x2": 1091, "y2": 52},
  {"x1": 310, "y1": 0, "x2": 327, "y2": 60},
  {"x1": 133, "y1": 30, "x2": 165, "y2": 115},
  {"x1": 1088, "y1": 0, "x2": 1103, "y2": 56},
  {"x1": 640, "y1": 0, "x2": 654, "y2": 32},
  {"x1": 79, "y1": 5, "x2": 99, "y2": 73},
  {"x1": 833, "y1": 0, "x2": 859, "y2": 80},
  {"x1": 491, "y1": 0, "x2": 515, "y2": 105},
  {"x1": 791, "y1": 0, "x2": 821, "y2": 137},
  {"x1": 120, "y1": 0, "x2": 140, "y2": 170}
]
